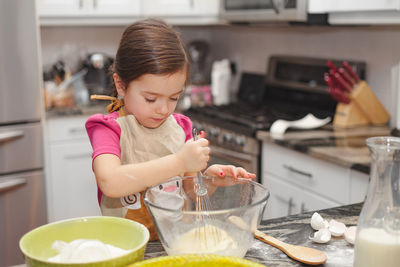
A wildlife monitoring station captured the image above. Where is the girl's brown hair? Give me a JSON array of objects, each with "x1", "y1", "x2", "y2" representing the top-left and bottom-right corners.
[{"x1": 111, "y1": 19, "x2": 190, "y2": 96}]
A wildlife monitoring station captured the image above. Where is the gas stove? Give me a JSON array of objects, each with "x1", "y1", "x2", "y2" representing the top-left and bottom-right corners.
[{"x1": 184, "y1": 55, "x2": 366, "y2": 177}]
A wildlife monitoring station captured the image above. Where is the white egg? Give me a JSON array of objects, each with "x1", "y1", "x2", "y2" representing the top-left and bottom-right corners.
[
  {"x1": 309, "y1": 228, "x2": 331, "y2": 243},
  {"x1": 310, "y1": 212, "x2": 329, "y2": 230},
  {"x1": 344, "y1": 226, "x2": 357, "y2": 245},
  {"x1": 328, "y1": 219, "x2": 347, "y2": 237}
]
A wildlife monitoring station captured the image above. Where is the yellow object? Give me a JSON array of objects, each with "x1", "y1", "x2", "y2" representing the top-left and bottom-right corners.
[
  {"x1": 333, "y1": 81, "x2": 390, "y2": 127},
  {"x1": 129, "y1": 254, "x2": 266, "y2": 267}
]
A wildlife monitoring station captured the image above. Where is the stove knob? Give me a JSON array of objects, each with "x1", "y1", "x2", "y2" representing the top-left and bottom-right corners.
[
  {"x1": 235, "y1": 136, "x2": 246, "y2": 147},
  {"x1": 223, "y1": 133, "x2": 233, "y2": 144},
  {"x1": 209, "y1": 128, "x2": 220, "y2": 137}
]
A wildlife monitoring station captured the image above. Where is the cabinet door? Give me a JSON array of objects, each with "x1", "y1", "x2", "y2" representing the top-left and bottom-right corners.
[
  {"x1": 308, "y1": 0, "x2": 400, "y2": 13},
  {"x1": 142, "y1": 0, "x2": 219, "y2": 16},
  {"x1": 349, "y1": 170, "x2": 369, "y2": 203},
  {"x1": 300, "y1": 187, "x2": 341, "y2": 214},
  {"x1": 90, "y1": 0, "x2": 141, "y2": 16},
  {"x1": 37, "y1": 0, "x2": 86, "y2": 16},
  {"x1": 262, "y1": 142, "x2": 350, "y2": 204},
  {"x1": 262, "y1": 173, "x2": 341, "y2": 220},
  {"x1": 262, "y1": 174, "x2": 301, "y2": 220},
  {"x1": 48, "y1": 141, "x2": 101, "y2": 222},
  {"x1": 0, "y1": 171, "x2": 47, "y2": 266}
]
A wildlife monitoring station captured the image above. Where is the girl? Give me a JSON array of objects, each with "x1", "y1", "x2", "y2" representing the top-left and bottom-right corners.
[{"x1": 86, "y1": 19, "x2": 255, "y2": 240}]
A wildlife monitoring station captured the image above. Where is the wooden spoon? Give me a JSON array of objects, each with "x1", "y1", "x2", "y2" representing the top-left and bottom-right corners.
[{"x1": 229, "y1": 216, "x2": 327, "y2": 265}]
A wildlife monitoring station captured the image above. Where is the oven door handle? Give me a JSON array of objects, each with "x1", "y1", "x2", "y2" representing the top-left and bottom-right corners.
[{"x1": 210, "y1": 146, "x2": 256, "y2": 162}]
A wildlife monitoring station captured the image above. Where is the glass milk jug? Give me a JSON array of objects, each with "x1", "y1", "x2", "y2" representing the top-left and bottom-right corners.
[{"x1": 353, "y1": 137, "x2": 400, "y2": 267}]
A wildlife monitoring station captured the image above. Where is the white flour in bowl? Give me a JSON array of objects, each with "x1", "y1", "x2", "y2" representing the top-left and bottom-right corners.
[
  {"x1": 166, "y1": 224, "x2": 248, "y2": 256},
  {"x1": 48, "y1": 239, "x2": 131, "y2": 263}
]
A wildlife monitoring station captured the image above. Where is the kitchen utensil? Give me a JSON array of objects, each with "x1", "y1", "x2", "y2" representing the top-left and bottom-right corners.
[
  {"x1": 188, "y1": 40, "x2": 211, "y2": 85},
  {"x1": 333, "y1": 72, "x2": 353, "y2": 92},
  {"x1": 229, "y1": 216, "x2": 327, "y2": 266},
  {"x1": 269, "y1": 113, "x2": 331, "y2": 136},
  {"x1": 144, "y1": 176, "x2": 269, "y2": 257},
  {"x1": 192, "y1": 128, "x2": 223, "y2": 250},
  {"x1": 353, "y1": 137, "x2": 400, "y2": 267},
  {"x1": 338, "y1": 67, "x2": 356, "y2": 87},
  {"x1": 81, "y1": 52, "x2": 114, "y2": 97},
  {"x1": 129, "y1": 254, "x2": 265, "y2": 267},
  {"x1": 328, "y1": 87, "x2": 351, "y2": 104},
  {"x1": 350, "y1": 81, "x2": 390, "y2": 124},
  {"x1": 343, "y1": 61, "x2": 360, "y2": 83},
  {"x1": 326, "y1": 60, "x2": 338, "y2": 72},
  {"x1": 19, "y1": 216, "x2": 149, "y2": 266},
  {"x1": 192, "y1": 128, "x2": 207, "y2": 196}
]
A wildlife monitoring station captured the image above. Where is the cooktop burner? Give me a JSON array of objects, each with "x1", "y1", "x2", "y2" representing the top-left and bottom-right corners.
[
  {"x1": 185, "y1": 101, "x2": 333, "y2": 137},
  {"x1": 184, "y1": 56, "x2": 365, "y2": 137}
]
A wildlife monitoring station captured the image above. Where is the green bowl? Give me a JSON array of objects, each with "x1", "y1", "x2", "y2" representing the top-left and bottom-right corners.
[
  {"x1": 19, "y1": 216, "x2": 149, "y2": 267},
  {"x1": 129, "y1": 255, "x2": 266, "y2": 267}
]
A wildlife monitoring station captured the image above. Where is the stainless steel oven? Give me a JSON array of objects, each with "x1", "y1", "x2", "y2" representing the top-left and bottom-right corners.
[
  {"x1": 209, "y1": 146, "x2": 259, "y2": 175},
  {"x1": 220, "y1": 0, "x2": 308, "y2": 23},
  {"x1": 192, "y1": 120, "x2": 261, "y2": 180}
]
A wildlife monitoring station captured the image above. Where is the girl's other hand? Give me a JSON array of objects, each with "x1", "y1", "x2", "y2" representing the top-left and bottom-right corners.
[
  {"x1": 204, "y1": 164, "x2": 256, "y2": 179},
  {"x1": 176, "y1": 133, "x2": 210, "y2": 173}
]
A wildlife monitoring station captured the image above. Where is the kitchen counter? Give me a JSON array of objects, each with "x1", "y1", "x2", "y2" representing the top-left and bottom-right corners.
[
  {"x1": 45, "y1": 103, "x2": 108, "y2": 119},
  {"x1": 257, "y1": 125, "x2": 391, "y2": 174},
  {"x1": 144, "y1": 202, "x2": 362, "y2": 266}
]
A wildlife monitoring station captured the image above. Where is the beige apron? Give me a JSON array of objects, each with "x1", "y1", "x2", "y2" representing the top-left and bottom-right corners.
[{"x1": 100, "y1": 111, "x2": 186, "y2": 240}]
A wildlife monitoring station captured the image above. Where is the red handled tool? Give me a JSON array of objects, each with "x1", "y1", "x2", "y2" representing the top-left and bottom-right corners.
[
  {"x1": 342, "y1": 61, "x2": 360, "y2": 83},
  {"x1": 328, "y1": 87, "x2": 351, "y2": 104},
  {"x1": 327, "y1": 60, "x2": 338, "y2": 72},
  {"x1": 338, "y1": 67, "x2": 356, "y2": 87},
  {"x1": 333, "y1": 72, "x2": 353, "y2": 92}
]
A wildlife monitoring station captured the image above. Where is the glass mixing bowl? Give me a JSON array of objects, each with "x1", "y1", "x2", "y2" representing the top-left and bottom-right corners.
[{"x1": 144, "y1": 176, "x2": 269, "y2": 257}]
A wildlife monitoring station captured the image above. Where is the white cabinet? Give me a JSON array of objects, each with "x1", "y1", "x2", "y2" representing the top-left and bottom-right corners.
[
  {"x1": 37, "y1": 0, "x2": 141, "y2": 25},
  {"x1": 142, "y1": 0, "x2": 220, "y2": 25},
  {"x1": 44, "y1": 116, "x2": 101, "y2": 222},
  {"x1": 262, "y1": 142, "x2": 369, "y2": 220},
  {"x1": 37, "y1": 0, "x2": 221, "y2": 26},
  {"x1": 308, "y1": 0, "x2": 400, "y2": 25}
]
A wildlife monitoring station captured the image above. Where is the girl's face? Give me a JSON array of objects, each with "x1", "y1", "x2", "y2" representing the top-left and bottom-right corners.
[{"x1": 115, "y1": 69, "x2": 186, "y2": 129}]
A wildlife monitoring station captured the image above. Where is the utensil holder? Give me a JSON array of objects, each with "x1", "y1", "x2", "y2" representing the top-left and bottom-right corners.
[{"x1": 333, "y1": 81, "x2": 390, "y2": 127}]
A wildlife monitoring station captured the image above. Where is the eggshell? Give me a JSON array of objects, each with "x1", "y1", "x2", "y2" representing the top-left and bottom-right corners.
[
  {"x1": 344, "y1": 226, "x2": 357, "y2": 245},
  {"x1": 328, "y1": 219, "x2": 347, "y2": 237},
  {"x1": 310, "y1": 212, "x2": 329, "y2": 230},
  {"x1": 309, "y1": 228, "x2": 331, "y2": 244}
]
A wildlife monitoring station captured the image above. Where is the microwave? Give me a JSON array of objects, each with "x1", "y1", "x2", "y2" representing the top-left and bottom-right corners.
[{"x1": 220, "y1": 0, "x2": 308, "y2": 23}]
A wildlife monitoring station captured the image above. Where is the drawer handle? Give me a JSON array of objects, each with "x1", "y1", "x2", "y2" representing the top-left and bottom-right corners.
[
  {"x1": 0, "y1": 130, "x2": 24, "y2": 144},
  {"x1": 283, "y1": 164, "x2": 313, "y2": 179},
  {"x1": 275, "y1": 195, "x2": 296, "y2": 215},
  {"x1": 64, "y1": 153, "x2": 92, "y2": 160},
  {"x1": 0, "y1": 178, "x2": 27, "y2": 193},
  {"x1": 69, "y1": 128, "x2": 86, "y2": 134},
  {"x1": 301, "y1": 203, "x2": 307, "y2": 213},
  {"x1": 288, "y1": 197, "x2": 294, "y2": 215}
]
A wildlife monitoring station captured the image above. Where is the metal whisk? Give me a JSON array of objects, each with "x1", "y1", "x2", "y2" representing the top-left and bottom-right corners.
[{"x1": 192, "y1": 128, "x2": 223, "y2": 251}]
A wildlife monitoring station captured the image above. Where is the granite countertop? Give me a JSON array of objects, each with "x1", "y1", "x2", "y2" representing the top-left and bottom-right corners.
[
  {"x1": 257, "y1": 125, "x2": 391, "y2": 174},
  {"x1": 45, "y1": 103, "x2": 108, "y2": 119},
  {"x1": 144, "y1": 203, "x2": 362, "y2": 266}
]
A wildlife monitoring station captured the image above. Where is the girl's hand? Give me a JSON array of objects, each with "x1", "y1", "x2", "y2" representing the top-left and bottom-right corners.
[
  {"x1": 176, "y1": 131, "x2": 210, "y2": 173},
  {"x1": 204, "y1": 164, "x2": 256, "y2": 179}
]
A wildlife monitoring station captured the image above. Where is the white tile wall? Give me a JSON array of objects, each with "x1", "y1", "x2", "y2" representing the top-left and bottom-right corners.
[{"x1": 40, "y1": 25, "x2": 400, "y2": 126}]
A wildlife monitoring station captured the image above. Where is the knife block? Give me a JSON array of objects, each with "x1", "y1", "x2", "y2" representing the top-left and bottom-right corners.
[{"x1": 333, "y1": 81, "x2": 390, "y2": 127}]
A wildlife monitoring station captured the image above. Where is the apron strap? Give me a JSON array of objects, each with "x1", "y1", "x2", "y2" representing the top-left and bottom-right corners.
[{"x1": 90, "y1": 94, "x2": 124, "y2": 114}]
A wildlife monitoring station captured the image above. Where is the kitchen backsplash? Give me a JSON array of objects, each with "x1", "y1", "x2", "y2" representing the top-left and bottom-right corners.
[{"x1": 41, "y1": 25, "x2": 400, "y2": 126}]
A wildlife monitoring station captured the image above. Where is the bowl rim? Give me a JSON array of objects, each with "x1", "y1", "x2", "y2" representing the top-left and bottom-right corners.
[
  {"x1": 19, "y1": 216, "x2": 150, "y2": 264},
  {"x1": 131, "y1": 254, "x2": 265, "y2": 266},
  {"x1": 143, "y1": 176, "x2": 270, "y2": 215}
]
